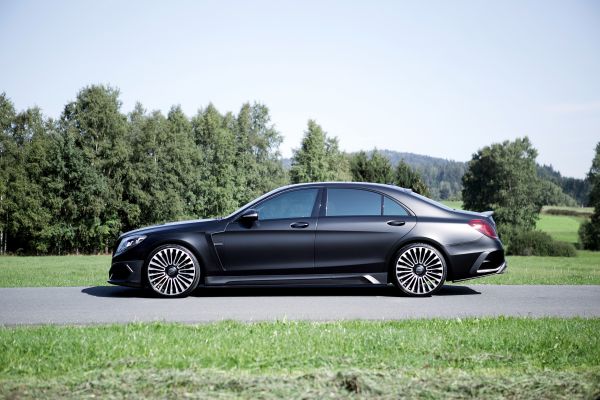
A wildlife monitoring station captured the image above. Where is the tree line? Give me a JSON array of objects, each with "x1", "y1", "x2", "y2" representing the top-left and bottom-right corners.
[
  {"x1": 0, "y1": 86, "x2": 288, "y2": 254},
  {"x1": 0, "y1": 85, "x2": 595, "y2": 254},
  {"x1": 0, "y1": 85, "x2": 431, "y2": 254}
]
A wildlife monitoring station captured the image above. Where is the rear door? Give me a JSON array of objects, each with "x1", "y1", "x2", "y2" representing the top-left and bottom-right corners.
[{"x1": 314, "y1": 188, "x2": 416, "y2": 273}]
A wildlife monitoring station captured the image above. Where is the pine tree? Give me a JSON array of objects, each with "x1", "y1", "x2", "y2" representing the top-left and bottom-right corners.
[
  {"x1": 350, "y1": 150, "x2": 394, "y2": 184},
  {"x1": 290, "y1": 120, "x2": 350, "y2": 183},
  {"x1": 579, "y1": 142, "x2": 600, "y2": 250},
  {"x1": 394, "y1": 161, "x2": 430, "y2": 196}
]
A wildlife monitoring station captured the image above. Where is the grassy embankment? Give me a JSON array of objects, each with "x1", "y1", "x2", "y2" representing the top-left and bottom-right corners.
[{"x1": 1, "y1": 319, "x2": 599, "y2": 399}]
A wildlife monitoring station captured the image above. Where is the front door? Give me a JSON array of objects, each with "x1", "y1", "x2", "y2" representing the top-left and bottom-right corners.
[{"x1": 213, "y1": 188, "x2": 321, "y2": 273}]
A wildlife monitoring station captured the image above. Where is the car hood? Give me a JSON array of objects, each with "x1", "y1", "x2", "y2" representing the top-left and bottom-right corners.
[{"x1": 119, "y1": 218, "x2": 218, "y2": 238}]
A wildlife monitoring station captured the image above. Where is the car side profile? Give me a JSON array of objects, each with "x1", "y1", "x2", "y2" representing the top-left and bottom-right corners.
[{"x1": 109, "y1": 182, "x2": 506, "y2": 297}]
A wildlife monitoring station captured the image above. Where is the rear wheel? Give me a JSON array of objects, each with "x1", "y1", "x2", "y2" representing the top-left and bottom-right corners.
[
  {"x1": 146, "y1": 244, "x2": 200, "y2": 297},
  {"x1": 393, "y1": 243, "x2": 447, "y2": 296}
]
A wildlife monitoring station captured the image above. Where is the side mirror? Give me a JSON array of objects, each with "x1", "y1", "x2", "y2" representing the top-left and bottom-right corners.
[{"x1": 239, "y1": 209, "x2": 259, "y2": 223}]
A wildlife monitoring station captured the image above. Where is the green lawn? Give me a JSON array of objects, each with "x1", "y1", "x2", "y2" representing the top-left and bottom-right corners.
[
  {"x1": 0, "y1": 255, "x2": 110, "y2": 287},
  {"x1": 1, "y1": 319, "x2": 599, "y2": 399},
  {"x1": 1, "y1": 251, "x2": 599, "y2": 287},
  {"x1": 468, "y1": 250, "x2": 600, "y2": 285},
  {"x1": 536, "y1": 213, "x2": 585, "y2": 245}
]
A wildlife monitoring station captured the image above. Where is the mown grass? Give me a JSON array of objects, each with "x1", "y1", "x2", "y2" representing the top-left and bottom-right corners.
[
  {"x1": 1, "y1": 251, "x2": 599, "y2": 287},
  {"x1": 470, "y1": 250, "x2": 600, "y2": 285},
  {"x1": 1, "y1": 319, "x2": 599, "y2": 399},
  {"x1": 0, "y1": 255, "x2": 109, "y2": 287},
  {"x1": 536, "y1": 213, "x2": 585, "y2": 245}
]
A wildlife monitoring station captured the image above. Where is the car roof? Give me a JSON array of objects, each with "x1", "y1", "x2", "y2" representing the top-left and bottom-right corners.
[{"x1": 278, "y1": 181, "x2": 412, "y2": 193}]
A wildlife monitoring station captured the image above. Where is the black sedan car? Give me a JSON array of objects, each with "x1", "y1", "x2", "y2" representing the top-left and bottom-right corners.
[{"x1": 109, "y1": 182, "x2": 506, "y2": 297}]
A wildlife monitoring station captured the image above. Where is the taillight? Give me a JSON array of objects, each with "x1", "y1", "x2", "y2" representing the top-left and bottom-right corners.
[{"x1": 469, "y1": 219, "x2": 497, "y2": 238}]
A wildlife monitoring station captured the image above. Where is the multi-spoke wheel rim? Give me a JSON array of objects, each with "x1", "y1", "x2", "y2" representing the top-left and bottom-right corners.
[
  {"x1": 147, "y1": 247, "x2": 196, "y2": 296},
  {"x1": 396, "y1": 246, "x2": 444, "y2": 295}
]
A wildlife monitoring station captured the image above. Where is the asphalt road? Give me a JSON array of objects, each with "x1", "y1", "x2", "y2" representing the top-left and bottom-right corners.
[{"x1": 1, "y1": 284, "x2": 599, "y2": 326}]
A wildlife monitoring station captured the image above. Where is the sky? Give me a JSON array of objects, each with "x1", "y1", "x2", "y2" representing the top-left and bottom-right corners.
[{"x1": 1, "y1": 0, "x2": 599, "y2": 178}]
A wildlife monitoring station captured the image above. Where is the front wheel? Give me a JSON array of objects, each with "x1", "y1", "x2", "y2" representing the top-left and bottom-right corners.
[
  {"x1": 392, "y1": 243, "x2": 447, "y2": 296},
  {"x1": 146, "y1": 244, "x2": 200, "y2": 297}
]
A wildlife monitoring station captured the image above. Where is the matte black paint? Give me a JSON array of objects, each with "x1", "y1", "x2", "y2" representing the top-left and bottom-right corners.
[{"x1": 108, "y1": 182, "x2": 506, "y2": 292}]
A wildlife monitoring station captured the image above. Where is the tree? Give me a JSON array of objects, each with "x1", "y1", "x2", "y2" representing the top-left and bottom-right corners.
[
  {"x1": 193, "y1": 104, "x2": 237, "y2": 217},
  {"x1": 233, "y1": 103, "x2": 286, "y2": 205},
  {"x1": 462, "y1": 137, "x2": 540, "y2": 240},
  {"x1": 59, "y1": 85, "x2": 129, "y2": 253},
  {"x1": 0, "y1": 93, "x2": 16, "y2": 254},
  {"x1": 350, "y1": 150, "x2": 394, "y2": 184},
  {"x1": 579, "y1": 142, "x2": 600, "y2": 250},
  {"x1": 394, "y1": 161, "x2": 430, "y2": 196},
  {"x1": 290, "y1": 120, "x2": 351, "y2": 183}
]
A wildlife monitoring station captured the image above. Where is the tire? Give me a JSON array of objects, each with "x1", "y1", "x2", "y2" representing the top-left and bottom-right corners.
[
  {"x1": 145, "y1": 244, "x2": 201, "y2": 297},
  {"x1": 392, "y1": 243, "x2": 447, "y2": 296}
]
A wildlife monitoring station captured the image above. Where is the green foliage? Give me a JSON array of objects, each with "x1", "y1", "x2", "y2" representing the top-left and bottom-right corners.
[
  {"x1": 507, "y1": 230, "x2": 576, "y2": 257},
  {"x1": 393, "y1": 160, "x2": 430, "y2": 196},
  {"x1": 350, "y1": 150, "x2": 394, "y2": 183},
  {"x1": 538, "y1": 164, "x2": 591, "y2": 206},
  {"x1": 536, "y1": 179, "x2": 578, "y2": 207},
  {"x1": 462, "y1": 137, "x2": 540, "y2": 240},
  {"x1": 579, "y1": 220, "x2": 600, "y2": 251},
  {"x1": 0, "y1": 89, "x2": 285, "y2": 254},
  {"x1": 290, "y1": 120, "x2": 351, "y2": 183},
  {"x1": 579, "y1": 142, "x2": 600, "y2": 250},
  {"x1": 372, "y1": 150, "x2": 466, "y2": 200}
]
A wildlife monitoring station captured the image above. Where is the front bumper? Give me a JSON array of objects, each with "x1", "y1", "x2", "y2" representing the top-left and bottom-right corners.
[{"x1": 108, "y1": 260, "x2": 144, "y2": 288}]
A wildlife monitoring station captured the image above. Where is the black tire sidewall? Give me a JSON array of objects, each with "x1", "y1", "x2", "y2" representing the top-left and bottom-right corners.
[{"x1": 392, "y1": 243, "x2": 447, "y2": 297}]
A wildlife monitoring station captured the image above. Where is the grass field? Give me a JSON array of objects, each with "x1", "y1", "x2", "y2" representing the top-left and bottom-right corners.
[
  {"x1": 0, "y1": 255, "x2": 109, "y2": 287},
  {"x1": 1, "y1": 251, "x2": 599, "y2": 287},
  {"x1": 536, "y1": 214, "x2": 585, "y2": 245},
  {"x1": 1, "y1": 319, "x2": 599, "y2": 399}
]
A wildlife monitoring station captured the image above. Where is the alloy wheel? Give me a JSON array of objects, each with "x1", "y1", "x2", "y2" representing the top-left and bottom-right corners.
[
  {"x1": 395, "y1": 245, "x2": 445, "y2": 295},
  {"x1": 147, "y1": 246, "x2": 198, "y2": 296}
]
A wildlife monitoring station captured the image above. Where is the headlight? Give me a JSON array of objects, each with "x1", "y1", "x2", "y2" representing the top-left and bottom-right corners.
[{"x1": 114, "y1": 235, "x2": 146, "y2": 256}]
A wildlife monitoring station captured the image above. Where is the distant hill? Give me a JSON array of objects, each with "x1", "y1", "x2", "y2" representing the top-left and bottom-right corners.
[
  {"x1": 282, "y1": 150, "x2": 589, "y2": 205},
  {"x1": 537, "y1": 164, "x2": 590, "y2": 206}
]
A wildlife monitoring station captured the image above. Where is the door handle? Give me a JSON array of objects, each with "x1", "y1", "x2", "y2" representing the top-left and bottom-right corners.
[
  {"x1": 387, "y1": 220, "x2": 406, "y2": 226},
  {"x1": 290, "y1": 222, "x2": 309, "y2": 229}
]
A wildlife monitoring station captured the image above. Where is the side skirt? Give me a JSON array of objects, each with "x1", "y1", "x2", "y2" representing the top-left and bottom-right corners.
[{"x1": 205, "y1": 272, "x2": 389, "y2": 287}]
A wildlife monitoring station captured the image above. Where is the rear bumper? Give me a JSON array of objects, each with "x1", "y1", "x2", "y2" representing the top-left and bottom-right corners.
[
  {"x1": 107, "y1": 260, "x2": 144, "y2": 288},
  {"x1": 446, "y1": 236, "x2": 507, "y2": 282},
  {"x1": 452, "y1": 260, "x2": 507, "y2": 283}
]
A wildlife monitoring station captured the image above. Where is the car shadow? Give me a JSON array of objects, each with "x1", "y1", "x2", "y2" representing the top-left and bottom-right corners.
[{"x1": 82, "y1": 284, "x2": 480, "y2": 298}]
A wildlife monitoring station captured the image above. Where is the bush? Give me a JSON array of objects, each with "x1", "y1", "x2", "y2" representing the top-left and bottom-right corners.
[
  {"x1": 579, "y1": 220, "x2": 600, "y2": 251},
  {"x1": 508, "y1": 230, "x2": 577, "y2": 257}
]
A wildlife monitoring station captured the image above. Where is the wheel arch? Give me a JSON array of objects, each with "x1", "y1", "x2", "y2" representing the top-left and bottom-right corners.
[{"x1": 142, "y1": 238, "x2": 207, "y2": 286}]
